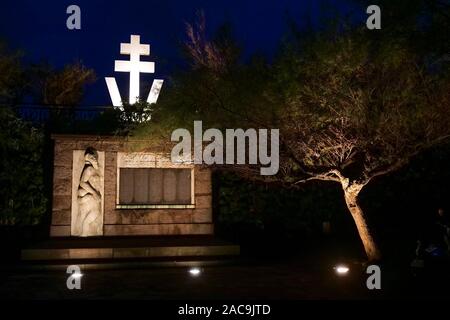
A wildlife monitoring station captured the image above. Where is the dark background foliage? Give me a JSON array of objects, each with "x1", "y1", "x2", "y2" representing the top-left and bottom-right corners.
[{"x1": 0, "y1": 106, "x2": 46, "y2": 225}]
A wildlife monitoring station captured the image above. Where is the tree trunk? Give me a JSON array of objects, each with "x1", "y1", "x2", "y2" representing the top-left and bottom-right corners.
[{"x1": 343, "y1": 187, "x2": 382, "y2": 261}]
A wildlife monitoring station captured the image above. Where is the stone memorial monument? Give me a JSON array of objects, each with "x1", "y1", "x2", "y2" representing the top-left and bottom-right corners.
[{"x1": 50, "y1": 135, "x2": 213, "y2": 237}]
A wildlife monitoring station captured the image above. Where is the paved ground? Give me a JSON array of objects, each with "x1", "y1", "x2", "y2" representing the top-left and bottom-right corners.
[
  {"x1": 0, "y1": 261, "x2": 366, "y2": 299},
  {"x1": 1, "y1": 256, "x2": 447, "y2": 300},
  {"x1": 1, "y1": 232, "x2": 449, "y2": 300}
]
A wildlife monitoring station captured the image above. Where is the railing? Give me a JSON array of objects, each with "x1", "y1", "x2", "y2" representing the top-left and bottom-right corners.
[
  {"x1": 16, "y1": 105, "x2": 114, "y2": 123},
  {"x1": 7, "y1": 104, "x2": 120, "y2": 134}
]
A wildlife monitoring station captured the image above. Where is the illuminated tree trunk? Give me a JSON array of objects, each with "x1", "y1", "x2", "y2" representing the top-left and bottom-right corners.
[{"x1": 343, "y1": 184, "x2": 382, "y2": 261}]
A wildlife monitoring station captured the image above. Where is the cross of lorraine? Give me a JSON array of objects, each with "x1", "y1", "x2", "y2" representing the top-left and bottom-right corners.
[{"x1": 105, "y1": 34, "x2": 163, "y2": 110}]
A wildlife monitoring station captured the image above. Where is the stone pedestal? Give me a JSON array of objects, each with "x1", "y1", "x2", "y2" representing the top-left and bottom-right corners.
[{"x1": 50, "y1": 135, "x2": 214, "y2": 237}]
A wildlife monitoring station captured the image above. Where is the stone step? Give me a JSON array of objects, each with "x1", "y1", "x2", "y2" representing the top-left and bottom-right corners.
[
  {"x1": 21, "y1": 236, "x2": 240, "y2": 261},
  {"x1": 15, "y1": 256, "x2": 240, "y2": 271}
]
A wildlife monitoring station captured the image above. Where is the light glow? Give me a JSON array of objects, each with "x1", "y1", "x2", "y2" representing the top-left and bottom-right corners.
[
  {"x1": 71, "y1": 273, "x2": 83, "y2": 279},
  {"x1": 189, "y1": 267, "x2": 201, "y2": 276},
  {"x1": 115, "y1": 35, "x2": 154, "y2": 104},
  {"x1": 147, "y1": 79, "x2": 164, "y2": 104},
  {"x1": 334, "y1": 265, "x2": 350, "y2": 275},
  {"x1": 105, "y1": 34, "x2": 163, "y2": 108},
  {"x1": 105, "y1": 77, "x2": 122, "y2": 109}
]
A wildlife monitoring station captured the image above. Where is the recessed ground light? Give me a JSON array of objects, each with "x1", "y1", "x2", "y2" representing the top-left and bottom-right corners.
[
  {"x1": 189, "y1": 267, "x2": 201, "y2": 276},
  {"x1": 334, "y1": 265, "x2": 350, "y2": 275}
]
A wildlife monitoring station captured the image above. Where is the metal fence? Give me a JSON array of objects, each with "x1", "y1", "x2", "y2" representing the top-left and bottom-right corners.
[{"x1": 16, "y1": 105, "x2": 113, "y2": 123}]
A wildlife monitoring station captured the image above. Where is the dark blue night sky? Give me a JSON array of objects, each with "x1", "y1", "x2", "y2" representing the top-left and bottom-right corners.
[{"x1": 0, "y1": 0, "x2": 357, "y2": 105}]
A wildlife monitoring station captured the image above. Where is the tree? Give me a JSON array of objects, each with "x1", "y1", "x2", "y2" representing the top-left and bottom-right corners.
[
  {"x1": 0, "y1": 41, "x2": 96, "y2": 225},
  {"x1": 353, "y1": 0, "x2": 450, "y2": 68},
  {"x1": 0, "y1": 41, "x2": 26, "y2": 104},
  {"x1": 272, "y1": 35, "x2": 450, "y2": 260},
  {"x1": 0, "y1": 43, "x2": 46, "y2": 225},
  {"x1": 135, "y1": 16, "x2": 450, "y2": 261},
  {"x1": 29, "y1": 61, "x2": 96, "y2": 107},
  {"x1": 0, "y1": 106, "x2": 46, "y2": 225}
]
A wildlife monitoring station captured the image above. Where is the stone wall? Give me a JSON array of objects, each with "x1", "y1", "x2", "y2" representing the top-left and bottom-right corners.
[{"x1": 50, "y1": 135, "x2": 214, "y2": 237}]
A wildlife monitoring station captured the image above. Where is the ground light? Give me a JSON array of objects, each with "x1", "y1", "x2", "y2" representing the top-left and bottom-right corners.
[
  {"x1": 334, "y1": 264, "x2": 350, "y2": 276},
  {"x1": 188, "y1": 267, "x2": 202, "y2": 277}
]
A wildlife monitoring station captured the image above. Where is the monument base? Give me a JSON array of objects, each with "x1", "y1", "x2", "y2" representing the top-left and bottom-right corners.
[{"x1": 21, "y1": 235, "x2": 240, "y2": 263}]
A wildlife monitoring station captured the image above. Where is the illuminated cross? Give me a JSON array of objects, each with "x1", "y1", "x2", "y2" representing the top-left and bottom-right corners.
[
  {"x1": 114, "y1": 35, "x2": 154, "y2": 104},
  {"x1": 105, "y1": 35, "x2": 163, "y2": 109}
]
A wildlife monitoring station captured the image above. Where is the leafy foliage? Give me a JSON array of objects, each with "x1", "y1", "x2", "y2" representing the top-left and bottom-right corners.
[
  {"x1": 132, "y1": 11, "x2": 450, "y2": 259},
  {"x1": 274, "y1": 33, "x2": 450, "y2": 185},
  {"x1": 0, "y1": 106, "x2": 46, "y2": 225},
  {"x1": 0, "y1": 41, "x2": 26, "y2": 103},
  {"x1": 0, "y1": 42, "x2": 96, "y2": 225},
  {"x1": 137, "y1": 18, "x2": 450, "y2": 187},
  {"x1": 29, "y1": 61, "x2": 96, "y2": 106}
]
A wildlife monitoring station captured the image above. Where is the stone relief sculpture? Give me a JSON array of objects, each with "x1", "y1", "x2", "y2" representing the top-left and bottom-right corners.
[{"x1": 73, "y1": 148, "x2": 103, "y2": 236}]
